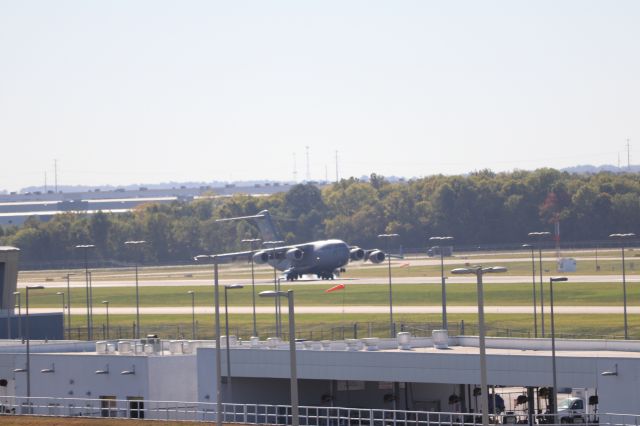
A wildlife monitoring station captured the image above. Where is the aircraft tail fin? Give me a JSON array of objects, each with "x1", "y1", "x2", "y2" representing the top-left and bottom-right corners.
[{"x1": 216, "y1": 209, "x2": 282, "y2": 243}]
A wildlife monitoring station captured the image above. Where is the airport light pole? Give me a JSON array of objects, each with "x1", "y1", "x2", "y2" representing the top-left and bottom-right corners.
[
  {"x1": 75, "y1": 244, "x2": 95, "y2": 340},
  {"x1": 263, "y1": 240, "x2": 284, "y2": 337},
  {"x1": 522, "y1": 244, "x2": 538, "y2": 338},
  {"x1": 242, "y1": 238, "x2": 261, "y2": 337},
  {"x1": 378, "y1": 233, "x2": 399, "y2": 337},
  {"x1": 549, "y1": 276, "x2": 568, "y2": 418},
  {"x1": 188, "y1": 291, "x2": 196, "y2": 339},
  {"x1": 25, "y1": 285, "x2": 45, "y2": 399},
  {"x1": 65, "y1": 273, "x2": 74, "y2": 340},
  {"x1": 451, "y1": 266, "x2": 507, "y2": 426},
  {"x1": 429, "y1": 236, "x2": 454, "y2": 330},
  {"x1": 528, "y1": 232, "x2": 551, "y2": 337},
  {"x1": 609, "y1": 233, "x2": 635, "y2": 339},
  {"x1": 102, "y1": 300, "x2": 110, "y2": 340},
  {"x1": 195, "y1": 254, "x2": 223, "y2": 426},
  {"x1": 125, "y1": 240, "x2": 146, "y2": 339},
  {"x1": 13, "y1": 291, "x2": 21, "y2": 340},
  {"x1": 260, "y1": 290, "x2": 299, "y2": 426},
  {"x1": 55, "y1": 292, "x2": 65, "y2": 338},
  {"x1": 224, "y1": 284, "x2": 244, "y2": 401}
]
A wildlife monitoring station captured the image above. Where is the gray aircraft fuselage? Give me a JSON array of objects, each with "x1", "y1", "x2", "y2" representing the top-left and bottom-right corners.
[{"x1": 268, "y1": 239, "x2": 350, "y2": 280}]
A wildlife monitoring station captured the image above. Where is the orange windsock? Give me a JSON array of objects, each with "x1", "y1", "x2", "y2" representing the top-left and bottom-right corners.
[{"x1": 325, "y1": 283, "x2": 345, "y2": 293}]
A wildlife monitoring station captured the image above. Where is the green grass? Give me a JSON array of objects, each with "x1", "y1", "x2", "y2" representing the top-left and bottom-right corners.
[{"x1": 25, "y1": 281, "x2": 640, "y2": 308}]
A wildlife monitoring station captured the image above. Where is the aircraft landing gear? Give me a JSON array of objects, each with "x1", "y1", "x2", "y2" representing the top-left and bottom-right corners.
[{"x1": 317, "y1": 272, "x2": 335, "y2": 280}]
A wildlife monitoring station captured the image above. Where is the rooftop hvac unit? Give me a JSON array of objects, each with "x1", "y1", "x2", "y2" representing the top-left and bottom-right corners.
[
  {"x1": 117, "y1": 341, "x2": 132, "y2": 354},
  {"x1": 95, "y1": 341, "x2": 108, "y2": 354},
  {"x1": 397, "y1": 332, "x2": 412, "y2": 350},
  {"x1": 432, "y1": 329, "x2": 449, "y2": 349},
  {"x1": 142, "y1": 335, "x2": 161, "y2": 353}
]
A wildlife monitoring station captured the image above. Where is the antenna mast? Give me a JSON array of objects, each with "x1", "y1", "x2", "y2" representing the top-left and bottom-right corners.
[{"x1": 627, "y1": 139, "x2": 631, "y2": 170}]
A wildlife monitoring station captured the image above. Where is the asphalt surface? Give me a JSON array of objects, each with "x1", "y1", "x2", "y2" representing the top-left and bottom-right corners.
[{"x1": 16, "y1": 274, "x2": 640, "y2": 289}]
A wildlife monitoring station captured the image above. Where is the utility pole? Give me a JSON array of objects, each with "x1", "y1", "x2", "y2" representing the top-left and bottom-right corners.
[
  {"x1": 627, "y1": 139, "x2": 631, "y2": 170},
  {"x1": 335, "y1": 150, "x2": 339, "y2": 182}
]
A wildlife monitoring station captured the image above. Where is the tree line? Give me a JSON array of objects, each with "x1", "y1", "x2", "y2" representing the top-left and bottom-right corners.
[{"x1": 1, "y1": 168, "x2": 639, "y2": 266}]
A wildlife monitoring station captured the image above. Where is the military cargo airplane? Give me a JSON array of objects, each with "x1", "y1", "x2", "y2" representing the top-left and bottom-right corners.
[{"x1": 216, "y1": 210, "x2": 386, "y2": 280}]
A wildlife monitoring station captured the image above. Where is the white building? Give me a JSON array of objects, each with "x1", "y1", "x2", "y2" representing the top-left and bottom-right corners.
[{"x1": 1, "y1": 334, "x2": 639, "y2": 423}]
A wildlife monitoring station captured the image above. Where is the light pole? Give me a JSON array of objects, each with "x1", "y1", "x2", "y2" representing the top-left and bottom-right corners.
[
  {"x1": 195, "y1": 254, "x2": 223, "y2": 426},
  {"x1": 55, "y1": 292, "x2": 65, "y2": 338},
  {"x1": 609, "y1": 233, "x2": 635, "y2": 340},
  {"x1": 125, "y1": 240, "x2": 146, "y2": 339},
  {"x1": 65, "y1": 273, "x2": 74, "y2": 340},
  {"x1": 429, "y1": 236, "x2": 453, "y2": 330},
  {"x1": 75, "y1": 244, "x2": 95, "y2": 340},
  {"x1": 528, "y1": 231, "x2": 551, "y2": 337},
  {"x1": 25, "y1": 285, "x2": 45, "y2": 399},
  {"x1": 263, "y1": 240, "x2": 284, "y2": 337},
  {"x1": 378, "y1": 233, "x2": 399, "y2": 337},
  {"x1": 549, "y1": 276, "x2": 568, "y2": 418},
  {"x1": 224, "y1": 284, "x2": 244, "y2": 400},
  {"x1": 451, "y1": 265, "x2": 507, "y2": 426},
  {"x1": 13, "y1": 291, "x2": 21, "y2": 340},
  {"x1": 102, "y1": 300, "x2": 110, "y2": 340},
  {"x1": 522, "y1": 244, "x2": 538, "y2": 338},
  {"x1": 188, "y1": 291, "x2": 196, "y2": 339},
  {"x1": 260, "y1": 290, "x2": 299, "y2": 426},
  {"x1": 242, "y1": 238, "x2": 261, "y2": 337}
]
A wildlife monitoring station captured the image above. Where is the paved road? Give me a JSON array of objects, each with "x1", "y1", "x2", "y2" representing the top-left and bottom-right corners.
[{"x1": 30, "y1": 305, "x2": 640, "y2": 315}]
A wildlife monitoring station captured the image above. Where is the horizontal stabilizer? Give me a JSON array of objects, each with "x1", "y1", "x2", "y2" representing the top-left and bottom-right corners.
[{"x1": 215, "y1": 213, "x2": 266, "y2": 223}]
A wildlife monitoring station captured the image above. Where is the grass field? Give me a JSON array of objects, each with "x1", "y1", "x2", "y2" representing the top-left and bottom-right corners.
[{"x1": 24, "y1": 281, "x2": 640, "y2": 308}]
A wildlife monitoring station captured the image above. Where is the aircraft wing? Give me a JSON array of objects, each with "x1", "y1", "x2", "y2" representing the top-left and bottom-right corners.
[
  {"x1": 195, "y1": 242, "x2": 314, "y2": 265},
  {"x1": 194, "y1": 250, "x2": 253, "y2": 264}
]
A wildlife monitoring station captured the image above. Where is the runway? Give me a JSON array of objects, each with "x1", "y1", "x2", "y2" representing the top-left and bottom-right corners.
[{"x1": 16, "y1": 274, "x2": 640, "y2": 289}]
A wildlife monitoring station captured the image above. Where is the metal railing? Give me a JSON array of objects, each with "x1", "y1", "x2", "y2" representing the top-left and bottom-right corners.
[{"x1": 2, "y1": 396, "x2": 639, "y2": 425}]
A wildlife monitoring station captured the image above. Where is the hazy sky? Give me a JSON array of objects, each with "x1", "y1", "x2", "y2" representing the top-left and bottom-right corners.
[{"x1": 1, "y1": 1, "x2": 638, "y2": 191}]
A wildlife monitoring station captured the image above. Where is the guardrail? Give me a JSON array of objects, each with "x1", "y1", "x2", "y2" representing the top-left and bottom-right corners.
[{"x1": 2, "y1": 396, "x2": 640, "y2": 425}]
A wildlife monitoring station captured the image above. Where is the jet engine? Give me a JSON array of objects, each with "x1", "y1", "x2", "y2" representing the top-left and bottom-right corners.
[
  {"x1": 286, "y1": 248, "x2": 304, "y2": 261},
  {"x1": 253, "y1": 251, "x2": 270, "y2": 264},
  {"x1": 350, "y1": 247, "x2": 365, "y2": 261},
  {"x1": 367, "y1": 250, "x2": 386, "y2": 264}
]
